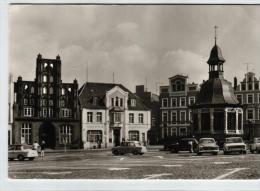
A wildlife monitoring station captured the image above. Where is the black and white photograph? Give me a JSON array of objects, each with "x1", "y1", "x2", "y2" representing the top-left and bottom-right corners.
[{"x1": 1, "y1": 1, "x2": 260, "y2": 191}]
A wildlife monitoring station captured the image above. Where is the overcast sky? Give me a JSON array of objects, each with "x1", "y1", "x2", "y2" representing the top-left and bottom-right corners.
[{"x1": 9, "y1": 5, "x2": 260, "y2": 94}]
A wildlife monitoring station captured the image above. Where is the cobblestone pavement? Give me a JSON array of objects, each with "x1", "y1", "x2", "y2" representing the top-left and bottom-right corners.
[{"x1": 8, "y1": 150, "x2": 260, "y2": 179}]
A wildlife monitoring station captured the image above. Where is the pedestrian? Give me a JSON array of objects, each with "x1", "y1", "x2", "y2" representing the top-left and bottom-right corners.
[
  {"x1": 188, "y1": 140, "x2": 194, "y2": 153},
  {"x1": 40, "y1": 140, "x2": 46, "y2": 157},
  {"x1": 33, "y1": 141, "x2": 40, "y2": 153}
]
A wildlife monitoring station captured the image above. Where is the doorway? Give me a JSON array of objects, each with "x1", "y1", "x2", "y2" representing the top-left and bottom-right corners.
[
  {"x1": 39, "y1": 121, "x2": 56, "y2": 149},
  {"x1": 113, "y1": 128, "x2": 121, "y2": 146}
]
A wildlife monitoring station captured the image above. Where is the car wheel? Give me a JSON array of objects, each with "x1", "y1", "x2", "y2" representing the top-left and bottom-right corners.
[
  {"x1": 17, "y1": 155, "x2": 25, "y2": 161},
  {"x1": 139, "y1": 153, "x2": 144, "y2": 155},
  {"x1": 29, "y1": 157, "x2": 35, "y2": 161},
  {"x1": 250, "y1": 150, "x2": 255, "y2": 154},
  {"x1": 213, "y1": 152, "x2": 218, "y2": 155},
  {"x1": 197, "y1": 152, "x2": 202, "y2": 156},
  {"x1": 9, "y1": 158, "x2": 14, "y2": 161},
  {"x1": 223, "y1": 151, "x2": 227, "y2": 155},
  {"x1": 133, "y1": 150, "x2": 139, "y2": 155},
  {"x1": 112, "y1": 150, "x2": 119, "y2": 156},
  {"x1": 242, "y1": 150, "x2": 247, "y2": 154}
]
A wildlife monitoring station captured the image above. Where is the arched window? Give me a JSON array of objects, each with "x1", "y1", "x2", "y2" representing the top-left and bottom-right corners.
[
  {"x1": 61, "y1": 88, "x2": 65, "y2": 95},
  {"x1": 49, "y1": 87, "x2": 53, "y2": 94},
  {"x1": 42, "y1": 87, "x2": 47, "y2": 94},
  {"x1": 43, "y1": 75, "x2": 47, "y2": 82},
  {"x1": 50, "y1": 63, "x2": 53, "y2": 68},
  {"x1": 49, "y1": 75, "x2": 53, "y2": 82},
  {"x1": 30, "y1": 86, "x2": 35, "y2": 94},
  {"x1": 44, "y1": 63, "x2": 48, "y2": 68}
]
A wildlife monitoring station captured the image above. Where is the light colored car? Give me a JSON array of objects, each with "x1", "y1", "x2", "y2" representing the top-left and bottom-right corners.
[
  {"x1": 112, "y1": 141, "x2": 147, "y2": 155},
  {"x1": 8, "y1": 144, "x2": 38, "y2": 161},
  {"x1": 197, "y1": 138, "x2": 219, "y2": 155},
  {"x1": 223, "y1": 137, "x2": 246, "y2": 154},
  {"x1": 249, "y1": 137, "x2": 260, "y2": 153}
]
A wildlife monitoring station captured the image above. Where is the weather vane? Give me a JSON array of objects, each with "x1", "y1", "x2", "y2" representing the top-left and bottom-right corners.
[{"x1": 214, "y1": 25, "x2": 218, "y2": 45}]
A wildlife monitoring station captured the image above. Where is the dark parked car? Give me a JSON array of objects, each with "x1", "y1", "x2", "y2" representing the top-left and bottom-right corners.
[
  {"x1": 112, "y1": 141, "x2": 147, "y2": 155},
  {"x1": 166, "y1": 138, "x2": 198, "y2": 153}
]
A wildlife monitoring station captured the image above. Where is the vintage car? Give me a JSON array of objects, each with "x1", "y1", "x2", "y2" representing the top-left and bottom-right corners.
[
  {"x1": 249, "y1": 137, "x2": 260, "y2": 153},
  {"x1": 8, "y1": 144, "x2": 38, "y2": 161},
  {"x1": 169, "y1": 138, "x2": 198, "y2": 153},
  {"x1": 197, "y1": 138, "x2": 219, "y2": 155},
  {"x1": 112, "y1": 141, "x2": 147, "y2": 155},
  {"x1": 223, "y1": 137, "x2": 247, "y2": 154}
]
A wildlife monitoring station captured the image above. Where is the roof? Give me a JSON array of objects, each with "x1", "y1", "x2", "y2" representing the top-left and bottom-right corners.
[
  {"x1": 195, "y1": 78, "x2": 239, "y2": 107},
  {"x1": 78, "y1": 82, "x2": 150, "y2": 110},
  {"x1": 207, "y1": 44, "x2": 225, "y2": 65}
]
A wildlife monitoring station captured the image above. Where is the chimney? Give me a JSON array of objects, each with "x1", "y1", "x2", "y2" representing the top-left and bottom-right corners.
[
  {"x1": 234, "y1": 77, "x2": 237, "y2": 90},
  {"x1": 136, "y1": 85, "x2": 145, "y2": 94}
]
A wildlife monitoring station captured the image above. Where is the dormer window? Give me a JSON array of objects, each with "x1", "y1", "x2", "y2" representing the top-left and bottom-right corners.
[
  {"x1": 111, "y1": 98, "x2": 114, "y2": 106},
  {"x1": 120, "y1": 98, "x2": 123, "y2": 107},
  {"x1": 131, "y1": 99, "x2": 136, "y2": 107},
  {"x1": 93, "y1": 97, "x2": 98, "y2": 105},
  {"x1": 115, "y1": 97, "x2": 119, "y2": 106}
]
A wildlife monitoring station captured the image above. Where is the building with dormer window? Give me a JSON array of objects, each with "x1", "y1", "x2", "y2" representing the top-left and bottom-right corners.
[
  {"x1": 234, "y1": 72, "x2": 260, "y2": 139},
  {"x1": 13, "y1": 54, "x2": 80, "y2": 149},
  {"x1": 159, "y1": 75, "x2": 199, "y2": 142},
  {"x1": 78, "y1": 82, "x2": 151, "y2": 149}
]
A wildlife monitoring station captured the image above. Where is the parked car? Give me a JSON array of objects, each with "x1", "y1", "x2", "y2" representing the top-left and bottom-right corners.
[
  {"x1": 223, "y1": 137, "x2": 247, "y2": 154},
  {"x1": 112, "y1": 141, "x2": 147, "y2": 155},
  {"x1": 249, "y1": 137, "x2": 260, "y2": 153},
  {"x1": 197, "y1": 138, "x2": 219, "y2": 155},
  {"x1": 8, "y1": 144, "x2": 38, "y2": 161},
  {"x1": 169, "y1": 138, "x2": 198, "y2": 153}
]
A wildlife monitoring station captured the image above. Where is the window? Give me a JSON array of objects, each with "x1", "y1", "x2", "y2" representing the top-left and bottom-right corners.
[
  {"x1": 248, "y1": 83, "x2": 252, "y2": 90},
  {"x1": 87, "y1": 112, "x2": 93, "y2": 122},
  {"x1": 175, "y1": 80, "x2": 185, "y2": 91},
  {"x1": 162, "y1": 98, "x2": 168, "y2": 107},
  {"x1": 131, "y1": 99, "x2": 136, "y2": 107},
  {"x1": 115, "y1": 97, "x2": 119, "y2": 106},
  {"x1": 31, "y1": 87, "x2": 35, "y2": 94},
  {"x1": 179, "y1": 127, "x2": 187, "y2": 137},
  {"x1": 171, "y1": 111, "x2": 177, "y2": 124},
  {"x1": 255, "y1": 83, "x2": 259, "y2": 90},
  {"x1": 49, "y1": 100, "x2": 53, "y2": 106},
  {"x1": 50, "y1": 63, "x2": 53, "y2": 68},
  {"x1": 41, "y1": 99, "x2": 47, "y2": 106},
  {"x1": 129, "y1": 131, "x2": 139, "y2": 141},
  {"x1": 87, "y1": 130, "x2": 102, "y2": 142},
  {"x1": 30, "y1": 99, "x2": 34, "y2": 105},
  {"x1": 49, "y1": 87, "x2": 53, "y2": 94},
  {"x1": 171, "y1": 98, "x2": 177, "y2": 107},
  {"x1": 49, "y1": 109, "x2": 53, "y2": 117},
  {"x1": 42, "y1": 108, "x2": 47, "y2": 117},
  {"x1": 189, "y1": 110, "x2": 192, "y2": 121},
  {"x1": 180, "y1": 97, "x2": 186, "y2": 107},
  {"x1": 61, "y1": 108, "x2": 72, "y2": 118},
  {"x1": 120, "y1": 98, "x2": 123, "y2": 107},
  {"x1": 24, "y1": 84, "x2": 28, "y2": 90},
  {"x1": 111, "y1": 98, "x2": 114, "y2": 106},
  {"x1": 152, "y1": 117, "x2": 156, "y2": 126},
  {"x1": 23, "y1": 107, "x2": 34, "y2": 117},
  {"x1": 96, "y1": 112, "x2": 102, "y2": 123},
  {"x1": 61, "y1": 88, "x2": 65, "y2": 95},
  {"x1": 247, "y1": 94, "x2": 254, "y2": 104},
  {"x1": 236, "y1": 94, "x2": 243, "y2": 104},
  {"x1": 138, "y1": 113, "x2": 144, "y2": 123},
  {"x1": 180, "y1": 111, "x2": 186, "y2": 124},
  {"x1": 242, "y1": 84, "x2": 246, "y2": 91},
  {"x1": 170, "y1": 128, "x2": 177, "y2": 137},
  {"x1": 93, "y1": 97, "x2": 98, "y2": 105},
  {"x1": 44, "y1": 63, "x2": 48, "y2": 68},
  {"x1": 114, "y1": 113, "x2": 121, "y2": 122},
  {"x1": 42, "y1": 87, "x2": 47, "y2": 94},
  {"x1": 247, "y1": 109, "x2": 254, "y2": 120},
  {"x1": 129, "y1": 113, "x2": 134, "y2": 123},
  {"x1": 59, "y1": 125, "x2": 72, "y2": 144},
  {"x1": 189, "y1": 97, "x2": 195, "y2": 105},
  {"x1": 49, "y1": 76, "x2": 53, "y2": 82},
  {"x1": 23, "y1": 98, "x2": 28, "y2": 105},
  {"x1": 21, "y1": 123, "x2": 32, "y2": 144},
  {"x1": 43, "y1": 75, "x2": 47, "y2": 82},
  {"x1": 258, "y1": 94, "x2": 260, "y2": 103},
  {"x1": 60, "y1": 100, "x2": 65, "y2": 107},
  {"x1": 162, "y1": 112, "x2": 168, "y2": 123}
]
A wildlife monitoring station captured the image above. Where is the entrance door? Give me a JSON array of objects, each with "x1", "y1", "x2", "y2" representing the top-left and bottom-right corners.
[
  {"x1": 39, "y1": 121, "x2": 56, "y2": 149},
  {"x1": 113, "y1": 129, "x2": 121, "y2": 146}
]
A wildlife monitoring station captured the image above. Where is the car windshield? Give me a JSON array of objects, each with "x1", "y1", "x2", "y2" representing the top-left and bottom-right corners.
[
  {"x1": 226, "y1": 137, "x2": 243, "y2": 143},
  {"x1": 199, "y1": 139, "x2": 215, "y2": 144}
]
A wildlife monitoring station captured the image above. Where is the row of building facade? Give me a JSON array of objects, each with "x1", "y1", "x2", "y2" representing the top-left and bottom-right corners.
[{"x1": 8, "y1": 40, "x2": 260, "y2": 149}]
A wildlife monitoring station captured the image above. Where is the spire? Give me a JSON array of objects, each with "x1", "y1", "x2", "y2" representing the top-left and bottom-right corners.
[{"x1": 214, "y1": 25, "x2": 218, "y2": 45}]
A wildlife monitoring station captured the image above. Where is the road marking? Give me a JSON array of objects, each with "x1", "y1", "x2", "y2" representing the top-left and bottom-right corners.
[
  {"x1": 144, "y1": 173, "x2": 172, "y2": 179},
  {"x1": 213, "y1": 162, "x2": 231, "y2": 165},
  {"x1": 162, "y1": 164, "x2": 182, "y2": 167},
  {"x1": 120, "y1": 158, "x2": 125, "y2": 161},
  {"x1": 108, "y1": 168, "x2": 130, "y2": 171},
  {"x1": 214, "y1": 168, "x2": 248, "y2": 179}
]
